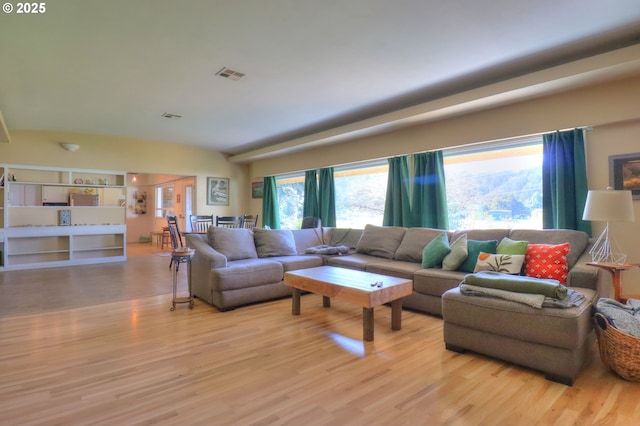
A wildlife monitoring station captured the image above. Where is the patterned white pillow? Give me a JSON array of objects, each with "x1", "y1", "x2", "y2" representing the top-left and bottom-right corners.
[{"x1": 474, "y1": 252, "x2": 525, "y2": 275}]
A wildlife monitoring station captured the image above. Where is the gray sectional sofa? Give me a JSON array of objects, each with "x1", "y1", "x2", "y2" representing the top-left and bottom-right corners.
[{"x1": 186, "y1": 224, "x2": 608, "y2": 313}]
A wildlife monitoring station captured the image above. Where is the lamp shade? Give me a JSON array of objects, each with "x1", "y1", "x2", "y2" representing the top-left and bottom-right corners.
[{"x1": 582, "y1": 189, "x2": 635, "y2": 222}]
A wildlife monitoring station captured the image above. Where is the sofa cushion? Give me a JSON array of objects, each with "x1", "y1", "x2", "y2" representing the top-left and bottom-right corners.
[
  {"x1": 208, "y1": 227, "x2": 257, "y2": 261},
  {"x1": 323, "y1": 228, "x2": 363, "y2": 249},
  {"x1": 254, "y1": 228, "x2": 297, "y2": 257},
  {"x1": 327, "y1": 253, "x2": 392, "y2": 271},
  {"x1": 269, "y1": 255, "x2": 324, "y2": 272},
  {"x1": 414, "y1": 268, "x2": 466, "y2": 297},
  {"x1": 525, "y1": 242, "x2": 570, "y2": 284},
  {"x1": 356, "y1": 224, "x2": 406, "y2": 259},
  {"x1": 395, "y1": 227, "x2": 447, "y2": 263},
  {"x1": 212, "y1": 258, "x2": 284, "y2": 291},
  {"x1": 421, "y1": 232, "x2": 451, "y2": 268},
  {"x1": 509, "y1": 229, "x2": 588, "y2": 269},
  {"x1": 290, "y1": 228, "x2": 324, "y2": 254},
  {"x1": 366, "y1": 260, "x2": 424, "y2": 280},
  {"x1": 443, "y1": 233, "x2": 468, "y2": 270},
  {"x1": 497, "y1": 237, "x2": 529, "y2": 255},
  {"x1": 474, "y1": 253, "x2": 525, "y2": 274},
  {"x1": 458, "y1": 239, "x2": 498, "y2": 273}
]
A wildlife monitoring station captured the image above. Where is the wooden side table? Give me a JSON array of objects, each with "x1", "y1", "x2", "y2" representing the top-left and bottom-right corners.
[
  {"x1": 170, "y1": 248, "x2": 195, "y2": 311},
  {"x1": 587, "y1": 261, "x2": 639, "y2": 302}
]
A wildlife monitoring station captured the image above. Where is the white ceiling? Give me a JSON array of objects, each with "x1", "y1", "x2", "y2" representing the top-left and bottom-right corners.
[{"x1": 1, "y1": 0, "x2": 639, "y2": 157}]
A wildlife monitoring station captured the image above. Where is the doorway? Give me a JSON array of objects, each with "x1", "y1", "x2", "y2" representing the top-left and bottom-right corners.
[{"x1": 125, "y1": 173, "x2": 195, "y2": 244}]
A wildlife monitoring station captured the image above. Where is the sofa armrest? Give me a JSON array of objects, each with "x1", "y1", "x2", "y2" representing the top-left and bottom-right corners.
[
  {"x1": 566, "y1": 244, "x2": 613, "y2": 299},
  {"x1": 185, "y1": 234, "x2": 227, "y2": 267}
]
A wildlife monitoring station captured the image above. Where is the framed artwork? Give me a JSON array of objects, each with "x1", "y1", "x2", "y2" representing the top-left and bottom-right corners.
[
  {"x1": 207, "y1": 177, "x2": 229, "y2": 205},
  {"x1": 610, "y1": 153, "x2": 640, "y2": 200},
  {"x1": 251, "y1": 181, "x2": 264, "y2": 199}
]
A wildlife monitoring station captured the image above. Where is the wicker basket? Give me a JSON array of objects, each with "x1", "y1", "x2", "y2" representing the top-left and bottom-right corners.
[{"x1": 593, "y1": 312, "x2": 640, "y2": 381}]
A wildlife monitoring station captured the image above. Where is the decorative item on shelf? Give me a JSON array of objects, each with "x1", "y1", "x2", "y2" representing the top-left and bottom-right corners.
[
  {"x1": 74, "y1": 178, "x2": 83, "y2": 184},
  {"x1": 134, "y1": 191, "x2": 147, "y2": 214},
  {"x1": 582, "y1": 187, "x2": 636, "y2": 263},
  {"x1": 58, "y1": 209, "x2": 71, "y2": 226}
]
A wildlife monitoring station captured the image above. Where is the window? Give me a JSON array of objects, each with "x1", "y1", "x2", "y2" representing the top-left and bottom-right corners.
[
  {"x1": 155, "y1": 185, "x2": 175, "y2": 218},
  {"x1": 275, "y1": 163, "x2": 388, "y2": 230},
  {"x1": 274, "y1": 137, "x2": 543, "y2": 231},
  {"x1": 334, "y1": 163, "x2": 387, "y2": 228},
  {"x1": 443, "y1": 139, "x2": 543, "y2": 230},
  {"x1": 276, "y1": 175, "x2": 304, "y2": 229}
]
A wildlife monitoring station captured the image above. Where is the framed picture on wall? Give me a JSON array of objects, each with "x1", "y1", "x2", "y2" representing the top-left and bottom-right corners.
[
  {"x1": 207, "y1": 177, "x2": 230, "y2": 205},
  {"x1": 610, "y1": 153, "x2": 640, "y2": 200},
  {"x1": 251, "y1": 181, "x2": 263, "y2": 199}
]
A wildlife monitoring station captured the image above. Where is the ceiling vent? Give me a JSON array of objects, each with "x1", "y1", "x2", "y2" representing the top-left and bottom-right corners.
[
  {"x1": 161, "y1": 112, "x2": 183, "y2": 120},
  {"x1": 215, "y1": 67, "x2": 245, "y2": 81}
]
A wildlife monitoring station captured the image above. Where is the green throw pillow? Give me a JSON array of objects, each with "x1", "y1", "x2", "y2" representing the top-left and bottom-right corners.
[
  {"x1": 457, "y1": 239, "x2": 498, "y2": 273},
  {"x1": 421, "y1": 233, "x2": 451, "y2": 268},
  {"x1": 442, "y1": 233, "x2": 468, "y2": 270},
  {"x1": 497, "y1": 237, "x2": 528, "y2": 255}
]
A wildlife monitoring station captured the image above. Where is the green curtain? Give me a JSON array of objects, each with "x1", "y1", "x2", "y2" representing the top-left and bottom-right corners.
[
  {"x1": 542, "y1": 129, "x2": 591, "y2": 234},
  {"x1": 318, "y1": 167, "x2": 336, "y2": 227},
  {"x1": 383, "y1": 156, "x2": 411, "y2": 226},
  {"x1": 303, "y1": 169, "x2": 319, "y2": 218},
  {"x1": 411, "y1": 151, "x2": 449, "y2": 229},
  {"x1": 262, "y1": 176, "x2": 280, "y2": 229}
]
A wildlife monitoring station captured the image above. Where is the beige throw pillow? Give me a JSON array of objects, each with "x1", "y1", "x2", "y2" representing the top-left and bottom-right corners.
[{"x1": 254, "y1": 228, "x2": 297, "y2": 257}]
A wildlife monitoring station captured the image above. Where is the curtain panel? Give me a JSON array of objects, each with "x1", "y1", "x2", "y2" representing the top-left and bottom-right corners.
[
  {"x1": 383, "y1": 156, "x2": 412, "y2": 226},
  {"x1": 319, "y1": 167, "x2": 336, "y2": 227},
  {"x1": 262, "y1": 176, "x2": 280, "y2": 229},
  {"x1": 303, "y1": 169, "x2": 319, "y2": 218},
  {"x1": 411, "y1": 151, "x2": 449, "y2": 229},
  {"x1": 542, "y1": 129, "x2": 591, "y2": 234}
]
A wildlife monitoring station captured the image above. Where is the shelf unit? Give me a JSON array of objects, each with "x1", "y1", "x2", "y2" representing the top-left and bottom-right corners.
[
  {"x1": 1, "y1": 165, "x2": 127, "y2": 270},
  {"x1": 0, "y1": 165, "x2": 4, "y2": 266}
]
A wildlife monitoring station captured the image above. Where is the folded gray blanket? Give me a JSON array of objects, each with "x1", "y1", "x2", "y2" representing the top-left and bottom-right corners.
[
  {"x1": 305, "y1": 244, "x2": 350, "y2": 255},
  {"x1": 464, "y1": 270, "x2": 567, "y2": 299},
  {"x1": 460, "y1": 284, "x2": 584, "y2": 309},
  {"x1": 596, "y1": 298, "x2": 640, "y2": 338}
]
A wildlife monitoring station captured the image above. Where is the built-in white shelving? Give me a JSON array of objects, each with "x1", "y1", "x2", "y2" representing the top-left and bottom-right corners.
[{"x1": 0, "y1": 164, "x2": 127, "y2": 270}]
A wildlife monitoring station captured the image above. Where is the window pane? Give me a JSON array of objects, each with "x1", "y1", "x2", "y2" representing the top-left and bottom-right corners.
[
  {"x1": 276, "y1": 176, "x2": 304, "y2": 229},
  {"x1": 335, "y1": 165, "x2": 387, "y2": 228},
  {"x1": 155, "y1": 185, "x2": 175, "y2": 218},
  {"x1": 444, "y1": 143, "x2": 542, "y2": 230}
]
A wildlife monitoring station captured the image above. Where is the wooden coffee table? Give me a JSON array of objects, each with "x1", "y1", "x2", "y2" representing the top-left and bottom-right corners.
[{"x1": 284, "y1": 266, "x2": 413, "y2": 341}]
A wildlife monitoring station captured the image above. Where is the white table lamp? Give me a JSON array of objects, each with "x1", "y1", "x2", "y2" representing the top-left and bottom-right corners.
[{"x1": 582, "y1": 187, "x2": 635, "y2": 263}]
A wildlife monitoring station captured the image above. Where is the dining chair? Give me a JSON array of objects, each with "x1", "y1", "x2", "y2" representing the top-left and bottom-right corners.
[
  {"x1": 190, "y1": 214, "x2": 214, "y2": 233},
  {"x1": 216, "y1": 215, "x2": 244, "y2": 228},
  {"x1": 167, "y1": 216, "x2": 186, "y2": 271},
  {"x1": 242, "y1": 214, "x2": 258, "y2": 229},
  {"x1": 301, "y1": 216, "x2": 321, "y2": 229}
]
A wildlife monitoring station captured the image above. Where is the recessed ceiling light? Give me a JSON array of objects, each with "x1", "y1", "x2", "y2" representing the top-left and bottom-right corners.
[
  {"x1": 161, "y1": 112, "x2": 183, "y2": 120},
  {"x1": 215, "y1": 67, "x2": 245, "y2": 81}
]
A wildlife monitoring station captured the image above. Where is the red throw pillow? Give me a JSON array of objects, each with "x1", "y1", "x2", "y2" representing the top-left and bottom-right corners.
[{"x1": 525, "y1": 242, "x2": 570, "y2": 284}]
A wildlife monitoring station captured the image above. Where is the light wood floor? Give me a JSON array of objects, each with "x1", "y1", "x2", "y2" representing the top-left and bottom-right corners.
[{"x1": 1, "y1": 248, "x2": 639, "y2": 425}]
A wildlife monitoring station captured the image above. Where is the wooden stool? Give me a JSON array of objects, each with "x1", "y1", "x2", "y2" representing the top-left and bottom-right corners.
[{"x1": 160, "y1": 227, "x2": 172, "y2": 250}]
